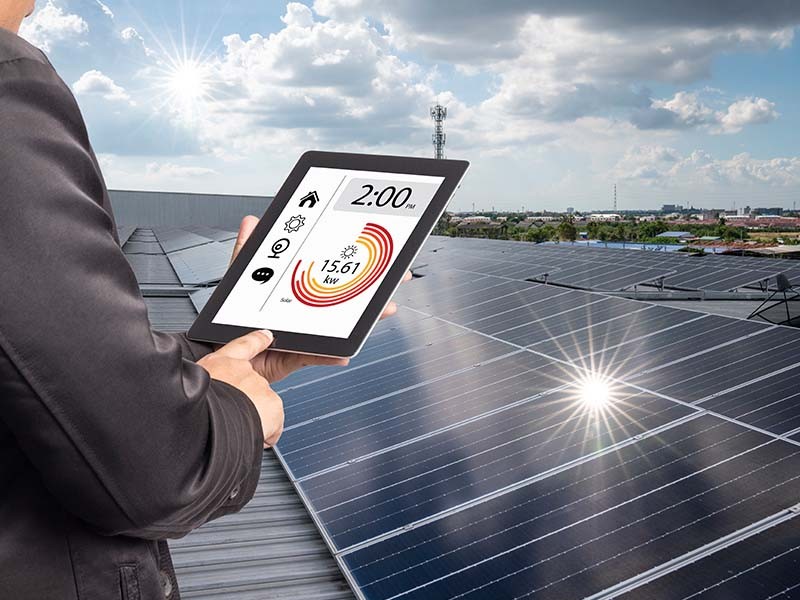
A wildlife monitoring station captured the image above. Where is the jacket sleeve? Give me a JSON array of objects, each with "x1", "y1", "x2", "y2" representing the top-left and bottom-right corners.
[
  {"x1": 166, "y1": 332, "x2": 217, "y2": 362},
  {"x1": 0, "y1": 57, "x2": 264, "y2": 539}
]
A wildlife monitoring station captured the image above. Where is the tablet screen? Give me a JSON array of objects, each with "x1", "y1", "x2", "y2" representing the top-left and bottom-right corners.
[{"x1": 212, "y1": 167, "x2": 445, "y2": 338}]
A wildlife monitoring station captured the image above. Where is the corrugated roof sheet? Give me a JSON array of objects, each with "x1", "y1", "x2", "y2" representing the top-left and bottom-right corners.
[{"x1": 122, "y1": 227, "x2": 352, "y2": 600}]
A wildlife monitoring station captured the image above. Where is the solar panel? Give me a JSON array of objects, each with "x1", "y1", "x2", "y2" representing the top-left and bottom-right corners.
[
  {"x1": 270, "y1": 261, "x2": 800, "y2": 599},
  {"x1": 611, "y1": 515, "x2": 800, "y2": 599},
  {"x1": 698, "y1": 366, "x2": 800, "y2": 436},
  {"x1": 153, "y1": 227, "x2": 216, "y2": 253},
  {"x1": 166, "y1": 239, "x2": 235, "y2": 285},
  {"x1": 416, "y1": 237, "x2": 789, "y2": 293},
  {"x1": 340, "y1": 416, "x2": 800, "y2": 600}
]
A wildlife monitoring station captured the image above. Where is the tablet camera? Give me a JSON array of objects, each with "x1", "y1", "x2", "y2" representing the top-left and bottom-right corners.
[{"x1": 284, "y1": 215, "x2": 306, "y2": 233}]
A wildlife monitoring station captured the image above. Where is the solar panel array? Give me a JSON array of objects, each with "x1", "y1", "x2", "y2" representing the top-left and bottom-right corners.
[
  {"x1": 122, "y1": 226, "x2": 238, "y2": 287},
  {"x1": 271, "y1": 259, "x2": 800, "y2": 599},
  {"x1": 413, "y1": 237, "x2": 800, "y2": 292}
]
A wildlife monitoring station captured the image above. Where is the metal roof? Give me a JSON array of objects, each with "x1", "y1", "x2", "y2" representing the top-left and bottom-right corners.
[
  {"x1": 122, "y1": 227, "x2": 353, "y2": 600},
  {"x1": 110, "y1": 190, "x2": 272, "y2": 230}
]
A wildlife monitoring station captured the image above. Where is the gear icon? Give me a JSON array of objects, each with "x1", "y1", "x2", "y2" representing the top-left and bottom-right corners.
[
  {"x1": 284, "y1": 215, "x2": 306, "y2": 233},
  {"x1": 340, "y1": 244, "x2": 358, "y2": 259}
]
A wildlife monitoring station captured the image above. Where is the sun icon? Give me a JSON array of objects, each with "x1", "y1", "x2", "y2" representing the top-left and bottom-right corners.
[
  {"x1": 284, "y1": 215, "x2": 306, "y2": 234},
  {"x1": 340, "y1": 244, "x2": 358, "y2": 259}
]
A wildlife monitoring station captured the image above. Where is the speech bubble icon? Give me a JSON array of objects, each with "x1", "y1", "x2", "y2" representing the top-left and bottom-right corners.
[{"x1": 251, "y1": 267, "x2": 275, "y2": 284}]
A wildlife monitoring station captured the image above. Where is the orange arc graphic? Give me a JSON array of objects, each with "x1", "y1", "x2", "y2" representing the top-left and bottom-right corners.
[{"x1": 291, "y1": 223, "x2": 393, "y2": 307}]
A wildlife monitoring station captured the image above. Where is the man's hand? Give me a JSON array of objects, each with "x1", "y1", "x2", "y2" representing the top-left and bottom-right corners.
[
  {"x1": 229, "y1": 215, "x2": 412, "y2": 382},
  {"x1": 198, "y1": 330, "x2": 284, "y2": 447}
]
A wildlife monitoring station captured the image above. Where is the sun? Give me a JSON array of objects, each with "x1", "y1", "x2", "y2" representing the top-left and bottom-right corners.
[{"x1": 163, "y1": 58, "x2": 212, "y2": 118}]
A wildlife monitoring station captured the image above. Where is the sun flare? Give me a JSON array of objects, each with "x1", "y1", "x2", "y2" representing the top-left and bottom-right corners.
[{"x1": 578, "y1": 373, "x2": 615, "y2": 412}]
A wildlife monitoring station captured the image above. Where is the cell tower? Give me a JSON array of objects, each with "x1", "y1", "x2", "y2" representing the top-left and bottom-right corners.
[
  {"x1": 430, "y1": 103, "x2": 447, "y2": 159},
  {"x1": 613, "y1": 184, "x2": 617, "y2": 211}
]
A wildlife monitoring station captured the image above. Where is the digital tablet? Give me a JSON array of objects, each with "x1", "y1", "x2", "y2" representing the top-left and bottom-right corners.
[{"x1": 188, "y1": 151, "x2": 469, "y2": 357}]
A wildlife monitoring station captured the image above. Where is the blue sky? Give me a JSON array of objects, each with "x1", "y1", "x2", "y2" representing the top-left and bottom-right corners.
[{"x1": 18, "y1": 0, "x2": 800, "y2": 211}]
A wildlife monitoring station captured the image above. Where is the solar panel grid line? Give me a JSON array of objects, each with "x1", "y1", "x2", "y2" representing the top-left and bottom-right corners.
[
  {"x1": 290, "y1": 380, "x2": 576, "y2": 485},
  {"x1": 625, "y1": 324, "x2": 775, "y2": 378},
  {"x1": 489, "y1": 296, "x2": 611, "y2": 338},
  {"x1": 695, "y1": 272, "x2": 773, "y2": 292},
  {"x1": 278, "y1": 353, "x2": 558, "y2": 477},
  {"x1": 529, "y1": 311, "x2": 709, "y2": 363},
  {"x1": 278, "y1": 329, "x2": 472, "y2": 395},
  {"x1": 341, "y1": 417, "x2": 800, "y2": 600},
  {"x1": 306, "y1": 393, "x2": 696, "y2": 550},
  {"x1": 398, "y1": 275, "x2": 506, "y2": 308},
  {"x1": 332, "y1": 409, "x2": 709, "y2": 558},
  {"x1": 498, "y1": 326, "x2": 800, "y2": 449},
  {"x1": 632, "y1": 333, "x2": 800, "y2": 404},
  {"x1": 496, "y1": 305, "x2": 653, "y2": 349},
  {"x1": 280, "y1": 336, "x2": 518, "y2": 428},
  {"x1": 404, "y1": 301, "x2": 773, "y2": 396},
  {"x1": 692, "y1": 360, "x2": 800, "y2": 404},
  {"x1": 461, "y1": 290, "x2": 602, "y2": 335},
  {"x1": 557, "y1": 267, "x2": 676, "y2": 292},
  {"x1": 614, "y1": 520, "x2": 800, "y2": 600},
  {"x1": 476, "y1": 465, "x2": 800, "y2": 600},
  {"x1": 606, "y1": 377, "x2": 800, "y2": 449},
  {"x1": 690, "y1": 368, "x2": 800, "y2": 438},
  {"x1": 454, "y1": 288, "x2": 574, "y2": 326},
  {"x1": 281, "y1": 347, "x2": 526, "y2": 435},
  {"x1": 587, "y1": 507, "x2": 800, "y2": 600}
]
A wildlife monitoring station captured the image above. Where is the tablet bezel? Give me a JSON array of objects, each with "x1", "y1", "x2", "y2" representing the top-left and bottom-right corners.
[{"x1": 188, "y1": 151, "x2": 469, "y2": 357}]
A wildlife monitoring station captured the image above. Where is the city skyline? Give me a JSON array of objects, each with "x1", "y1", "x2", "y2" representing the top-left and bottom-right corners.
[{"x1": 19, "y1": 0, "x2": 800, "y2": 211}]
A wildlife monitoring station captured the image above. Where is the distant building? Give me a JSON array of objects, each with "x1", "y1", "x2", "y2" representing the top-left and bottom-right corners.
[
  {"x1": 656, "y1": 231, "x2": 695, "y2": 240},
  {"x1": 456, "y1": 221, "x2": 508, "y2": 238},
  {"x1": 752, "y1": 207, "x2": 784, "y2": 216},
  {"x1": 461, "y1": 215, "x2": 492, "y2": 223},
  {"x1": 700, "y1": 210, "x2": 721, "y2": 221},
  {"x1": 566, "y1": 207, "x2": 575, "y2": 214},
  {"x1": 662, "y1": 204, "x2": 683, "y2": 213},
  {"x1": 589, "y1": 213, "x2": 621, "y2": 222}
]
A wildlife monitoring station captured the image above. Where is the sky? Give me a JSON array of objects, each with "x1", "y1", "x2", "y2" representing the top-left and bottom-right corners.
[{"x1": 17, "y1": 0, "x2": 800, "y2": 212}]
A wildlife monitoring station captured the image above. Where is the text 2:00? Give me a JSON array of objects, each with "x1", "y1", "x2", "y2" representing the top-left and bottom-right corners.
[{"x1": 352, "y1": 185, "x2": 413, "y2": 209}]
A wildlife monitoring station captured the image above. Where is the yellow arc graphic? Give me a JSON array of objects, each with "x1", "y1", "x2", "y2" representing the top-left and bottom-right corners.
[{"x1": 306, "y1": 236, "x2": 377, "y2": 294}]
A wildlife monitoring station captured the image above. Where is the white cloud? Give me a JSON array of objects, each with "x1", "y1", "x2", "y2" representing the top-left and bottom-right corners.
[
  {"x1": 716, "y1": 97, "x2": 779, "y2": 133},
  {"x1": 120, "y1": 26, "x2": 155, "y2": 56},
  {"x1": 633, "y1": 92, "x2": 778, "y2": 134},
  {"x1": 95, "y1": 0, "x2": 113, "y2": 19},
  {"x1": 19, "y1": 0, "x2": 89, "y2": 52},
  {"x1": 651, "y1": 92, "x2": 715, "y2": 127},
  {"x1": 145, "y1": 162, "x2": 218, "y2": 178},
  {"x1": 73, "y1": 70, "x2": 131, "y2": 102},
  {"x1": 198, "y1": 4, "x2": 436, "y2": 154},
  {"x1": 614, "y1": 145, "x2": 800, "y2": 187}
]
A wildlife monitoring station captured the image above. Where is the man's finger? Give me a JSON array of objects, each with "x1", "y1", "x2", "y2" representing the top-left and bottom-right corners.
[
  {"x1": 217, "y1": 330, "x2": 274, "y2": 360},
  {"x1": 230, "y1": 215, "x2": 260, "y2": 265},
  {"x1": 380, "y1": 301, "x2": 398, "y2": 319},
  {"x1": 403, "y1": 270, "x2": 413, "y2": 282}
]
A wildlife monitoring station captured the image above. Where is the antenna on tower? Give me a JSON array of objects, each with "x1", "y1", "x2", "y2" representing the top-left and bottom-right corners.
[{"x1": 430, "y1": 103, "x2": 447, "y2": 160}]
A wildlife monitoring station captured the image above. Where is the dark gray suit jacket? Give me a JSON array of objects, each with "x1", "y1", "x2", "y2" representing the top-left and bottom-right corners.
[{"x1": 0, "y1": 29, "x2": 264, "y2": 600}]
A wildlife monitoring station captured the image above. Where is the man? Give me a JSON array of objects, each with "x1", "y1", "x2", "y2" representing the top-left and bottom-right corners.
[{"x1": 0, "y1": 2, "x2": 404, "y2": 598}]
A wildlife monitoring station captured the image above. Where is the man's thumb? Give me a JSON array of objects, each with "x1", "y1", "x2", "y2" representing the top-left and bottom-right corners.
[{"x1": 216, "y1": 330, "x2": 273, "y2": 360}]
